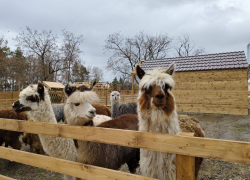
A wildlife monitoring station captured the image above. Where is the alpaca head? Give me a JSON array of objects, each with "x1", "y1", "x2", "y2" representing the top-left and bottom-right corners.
[
  {"x1": 136, "y1": 63, "x2": 176, "y2": 116},
  {"x1": 12, "y1": 83, "x2": 46, "y2": 113},
  {"x1": 110, "y1": 91, "x2": 121, "y2": 102},
  {"x1": 64, "y1": 83, "x2": 99, "y2": 126}
]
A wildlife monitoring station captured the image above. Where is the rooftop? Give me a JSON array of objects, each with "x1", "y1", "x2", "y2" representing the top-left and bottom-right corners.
[{"x1": 138, "y1": 51, "x2": 248, "y2": 72}]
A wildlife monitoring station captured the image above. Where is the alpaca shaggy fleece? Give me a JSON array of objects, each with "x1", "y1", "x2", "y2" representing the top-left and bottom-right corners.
[
  {"x1": 14, "y1": 84, "x2": 79, "y2": 180},
  {"x1": 137, "y1": 66, "x2": 180, "y2": 180},
  {"x1": 52, "y1": 103, "x2": 66, "y2": 122},
  {"x1": 0, "y1": 109, "x2": 28, "y2": 149}
]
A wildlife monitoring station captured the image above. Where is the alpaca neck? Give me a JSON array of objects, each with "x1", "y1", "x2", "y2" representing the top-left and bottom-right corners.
[
  {"x1": 29, "y1": 94, "x2": 57, "y2": 124},
  {"x1": 138, "y1": 106, "x2": 180, "y2": 135},
  {"x1": 111, "y1": 100, "x2": 120, "y2": 118}
]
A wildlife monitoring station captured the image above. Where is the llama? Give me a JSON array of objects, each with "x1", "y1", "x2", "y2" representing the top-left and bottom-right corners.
[
  {"x1": 12, "y1": 83, "x2": 79, "y2": 180},
  {"x1": 0, "y1": 109, "x2": 28, "y2": 149},
  {"x1": 64, "y1": 84, "x2": 140, "y2": 173},
  {"x1": 110, "y1": 91, "x2": 137, "y2": 119},
  {"x1": 136, "y1": 64, "x2": 204, "y2": 180}
]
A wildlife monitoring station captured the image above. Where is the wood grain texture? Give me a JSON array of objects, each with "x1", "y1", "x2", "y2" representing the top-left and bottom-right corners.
[
  {"x1": 176, "y1": 132, "x2": 195, "y2": 180},
  {"x1": 0, "y1": 146, "x2": 154, "y2": 180},
  {"x1": 0, "y1": 175, "x2": 16, "y2": 180},
  {"x1": 1, "y1": 118, "x2": 250, "y2": 165}
]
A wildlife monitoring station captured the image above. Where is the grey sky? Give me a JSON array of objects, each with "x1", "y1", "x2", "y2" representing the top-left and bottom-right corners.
[{"x1": 1, "y1": 0, "x2": 250, "y2": 81}]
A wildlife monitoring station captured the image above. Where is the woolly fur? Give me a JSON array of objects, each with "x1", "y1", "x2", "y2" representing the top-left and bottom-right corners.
[
  {"x1": 18, "y1": 84, "x2": 79, "y2": 180},
  {"x1": 137, "y1": 67, "x2": 181, "y2": 180}
]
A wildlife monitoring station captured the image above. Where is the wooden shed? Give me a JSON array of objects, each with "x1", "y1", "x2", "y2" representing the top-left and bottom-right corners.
[
  {"x1": 131, "y1": 51, "x2": 249, "y2": 115},
  {"x1": 42, "y1": 81, "x2": 65, "y2": 103}
]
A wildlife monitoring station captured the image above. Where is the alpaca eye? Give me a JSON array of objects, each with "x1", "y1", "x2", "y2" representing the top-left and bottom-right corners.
[
  {"x1": 164, "y1": 84, "x2": 171, "y2": 92},
  {"x1": 74, "y1": 103, "x2": 80, "y2": 106}
]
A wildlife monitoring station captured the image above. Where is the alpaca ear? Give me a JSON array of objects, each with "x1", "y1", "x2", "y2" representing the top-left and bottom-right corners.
[
  {"x1": 165, "y1": 63, "x2": 175, "y2": 76},
  {"x1": 37, "y1": 82, "x2": 45, "y2": 101},
  {"x1": 136, "y1": 65, "x2": 145, "y2": 79},
  {"x1": 89, "y1": 80, "x2": 97, "y2": 90},
  {"x1": 64, "y1": 85, "x2": 74, "y2": 97}
]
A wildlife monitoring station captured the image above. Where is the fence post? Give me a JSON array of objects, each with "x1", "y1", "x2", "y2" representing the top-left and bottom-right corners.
[
  {"x1": 105, "y1": 89, "x2": 108, "y2": 106},
  {"x1": 176, "y1": 132, "x2": 195, "y2": 180}
]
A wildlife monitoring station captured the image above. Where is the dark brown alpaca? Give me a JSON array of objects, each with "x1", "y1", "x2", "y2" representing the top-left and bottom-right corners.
[{"x1": 0, "y1": 109, "x2": 28, "y2": 149}]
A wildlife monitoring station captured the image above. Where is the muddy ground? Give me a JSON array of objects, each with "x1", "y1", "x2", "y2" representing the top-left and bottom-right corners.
[{"x1": 1, "y1": 113, "x2": 250, "y2": 180}]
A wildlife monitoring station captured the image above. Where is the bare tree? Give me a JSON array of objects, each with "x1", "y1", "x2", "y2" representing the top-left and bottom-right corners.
[
  {"x1": 174, "y1": 34, "x2": 205, "y2": 57},
  {"x1": 61, "y1": 29, "x2": 84, "y2": 84},
  {"x1": 91, "y1": 67, "x2": 103, "y2": 81},
  {"x1": 104, "y1": 31, "x2": 172, "y2": 84},
  {"x1": 14, "y1": 26, "x2": 58, "y2": 81}
]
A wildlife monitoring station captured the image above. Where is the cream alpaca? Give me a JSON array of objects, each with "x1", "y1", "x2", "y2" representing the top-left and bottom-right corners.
[
  {"x1": 12, "y1": 83, "x2": 79, "y2": 180},
  {"x1": 64, "y1": 84, "x2": 140, "y2": 173},
  {"x1": 136, "y1": 64, "x2": 180, "y2": 180}
]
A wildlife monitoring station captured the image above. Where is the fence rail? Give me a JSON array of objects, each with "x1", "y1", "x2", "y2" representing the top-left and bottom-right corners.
[{"x1": 0, "y1": 118, "x2": 250, "y2": 179}]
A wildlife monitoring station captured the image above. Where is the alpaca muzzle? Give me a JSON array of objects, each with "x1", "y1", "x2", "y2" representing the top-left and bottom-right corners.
[{"x1": 12, "y1": 100, "x2": 32, "y2": 112}]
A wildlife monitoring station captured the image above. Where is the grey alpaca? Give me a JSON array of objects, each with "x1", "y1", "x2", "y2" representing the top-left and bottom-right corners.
[
  {"x1": 52, "y1": 104, "x2": 65, "y2": 122},
  {"x1": 110, "y1": 91, "x2": 137, "y2": 119}
]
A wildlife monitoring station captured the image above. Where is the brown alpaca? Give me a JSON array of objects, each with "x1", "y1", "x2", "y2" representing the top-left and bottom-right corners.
[
  {"x1": 0, "y1": 109, "x2": 28, "y2": 150},
  {"x1": 92, "y1": 104, "x2": 111, "y2": 117},
  {"x1": 136, "y1": 64, "x2": 205, "y2": 180},
  {"x1": 22, "y1": 119, "x2": 45, "y2": 155},
  {"x1": 64, "y1": 84, "x2": 140, "y2": 173}
]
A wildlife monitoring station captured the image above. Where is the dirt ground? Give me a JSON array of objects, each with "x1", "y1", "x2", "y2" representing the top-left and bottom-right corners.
[{"x1": 1, "y1": 113, "x2": 250, "y2": 179}]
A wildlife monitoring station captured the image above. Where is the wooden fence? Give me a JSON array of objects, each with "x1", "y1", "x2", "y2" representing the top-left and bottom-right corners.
[
  {"x1": 1, "y1": 118, "x2": 250, "y2": 179},
  {"x1": 0, "y1": 89, "x2": 249, "y2": 115}
]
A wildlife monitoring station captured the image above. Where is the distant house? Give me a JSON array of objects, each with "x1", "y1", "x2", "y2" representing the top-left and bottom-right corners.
[{"x1": 131, "y1": 51, "x2": 248, "y2": 115}]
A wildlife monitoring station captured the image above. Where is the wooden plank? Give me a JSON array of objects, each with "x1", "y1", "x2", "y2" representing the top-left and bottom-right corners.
[
  {"x1": 1, "y1": 119, "x2": 250, "y2": 164},
  {"x1": 177, "y1": 103, "x2": 249, "y2": 115},
  {"x1": 0, "y1": 147, "x2": 154, "y2": 180},
  {"x1": 0, "y1": 175, "x2": 16, "y2": 180},
  {"x1": 176, "y1": 132, "x2": 195, "y2": 180}
]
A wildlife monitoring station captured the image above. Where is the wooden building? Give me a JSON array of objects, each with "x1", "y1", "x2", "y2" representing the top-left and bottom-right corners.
[
  {"x1": 42, "y1": 81, "x2": 65, "y2": 103},
  {"x1": 131, "y1": 51, "x2": 249, "y2": 115}
]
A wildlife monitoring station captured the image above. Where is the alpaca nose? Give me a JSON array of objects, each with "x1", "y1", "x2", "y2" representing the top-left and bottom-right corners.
[
  {"x1": 89, "y1": 108, "x2": 96, "y2": 116},
  {"x1": 156, "y1": 94, "x2": 164, "y2": 99},
  {"x1": 12, "y1": 100, "x2": 20, "y2": 108}
]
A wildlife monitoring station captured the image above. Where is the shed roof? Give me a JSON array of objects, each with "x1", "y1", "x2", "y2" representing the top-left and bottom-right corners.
[
  {"x1": 138, "y1": 51, "x2": 248, "y2": 72},
  {"x1": 42, "y1": 81, "x2": 65, "y2": 90}
]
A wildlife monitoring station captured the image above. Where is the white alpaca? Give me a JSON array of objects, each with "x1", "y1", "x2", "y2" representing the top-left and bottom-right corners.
[
  {"x1": 63, "y1": 85, "x2": 140, "y2": 173},
  {"x1": 136, "y1": 64, "x2": 180, "y2": 180},
  {"x1": 12, "y1": 83, "x2": 79, "y2": 180},
  {"x1": 110, "y1": 91, "x2": 137, "y2": 119}
]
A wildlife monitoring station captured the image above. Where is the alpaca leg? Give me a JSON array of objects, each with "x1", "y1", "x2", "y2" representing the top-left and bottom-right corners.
[
  {"x1": 195, "y1": 157, "x2": 203, "y2": 179},
  {"x1": 0, "y1": 139, "x2": 4, "y2": 146},
  {"x1": 4, "y1": 142, "x2": 8, "y2": 147},
  {"x1": 126, "y1": 149, "x2": 140, "y2": 173}
]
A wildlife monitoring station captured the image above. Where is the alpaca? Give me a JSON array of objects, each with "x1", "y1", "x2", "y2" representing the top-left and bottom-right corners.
[
  {"x1": 136, "y1": 64, "x2": 204, "y2": 180},
  {"x1": 22, "y1": 118, "x2": 45, "y2": 155},
  {"x1": 12, "y1": 83, "x2": 79, "y2": 180},
  {"x1": 0, "y1": 109, "x2": 28, "y2": 150},
  {"x1": 52, "y1": 103, "x2": 111, "y2": 123},
  {"x1": 52, "y1": 103, "x2": 66, "y2": 122},
  {"x1": 110, "y1": 91, "x2": 137, "y2": 119},
  {"x1": 64, "y1": 84, "x2": 140, "y2": 173}
]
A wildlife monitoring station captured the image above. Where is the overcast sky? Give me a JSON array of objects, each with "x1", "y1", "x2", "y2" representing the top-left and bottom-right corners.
[{"x1": 1, "y1": 0, "x2": 250, "y2": 81}]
